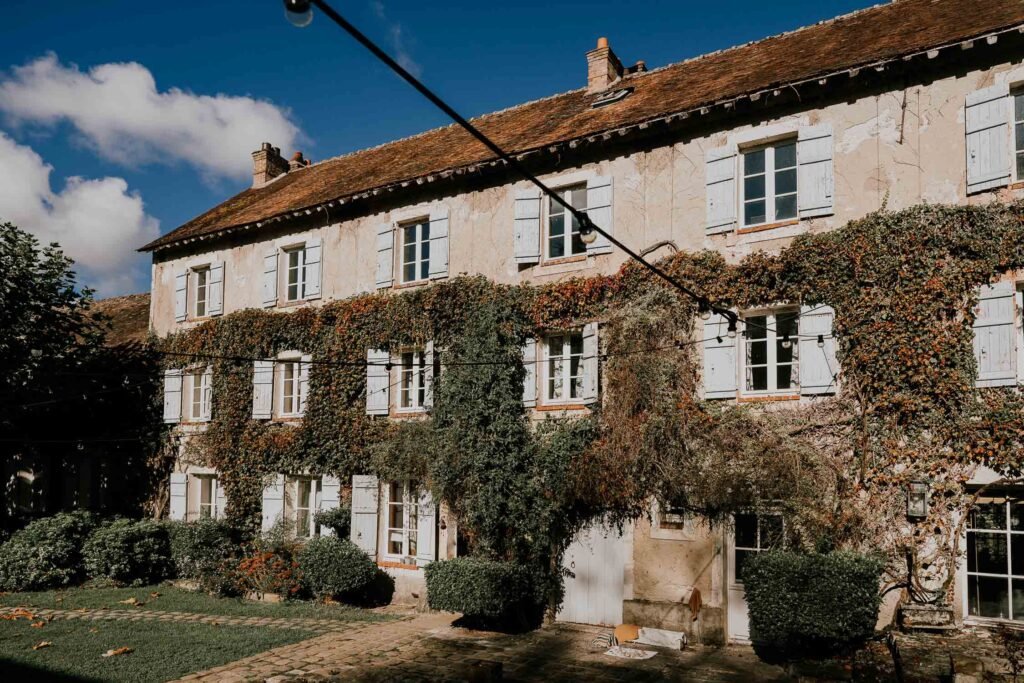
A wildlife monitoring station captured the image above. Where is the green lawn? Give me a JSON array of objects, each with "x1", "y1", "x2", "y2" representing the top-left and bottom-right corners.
[
  {"x1": 0, "y1": 584, "x2": 390, "y2": 622},
  {"x1": 0, "y1": 617, "x2": 314, "y2": 682}
]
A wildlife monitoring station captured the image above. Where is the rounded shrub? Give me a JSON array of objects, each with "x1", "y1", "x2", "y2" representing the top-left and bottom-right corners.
[
  {"x1": 425, "y1": 557, "x2": 541, "y2": 630},
  {"x1": 83, "y1": 518, "x2": 173, "y2": 586},
  {"x1": 743, "y1": 550, "x2": 885, "y2": 662},
  {"x1": 167, "y1": 518, "x2": 237, "y2": 581},
  {"x1": 313, "y1": 506, "x2": 351, "y2": 539},
  {"x1": 297, "y1": 536, "x2": 377, "y2": 600},
  {"x1": 0, "y1": 511, "x2": 97, "y2": 592}
]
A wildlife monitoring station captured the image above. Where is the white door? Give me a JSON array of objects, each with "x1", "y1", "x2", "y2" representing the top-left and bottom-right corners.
[
  {"x1": 557, "y1": 520, "x2": 626, "y2": 626},
  {"x1": 726, "y1": 512, "x2": 784, "y2": 642}
]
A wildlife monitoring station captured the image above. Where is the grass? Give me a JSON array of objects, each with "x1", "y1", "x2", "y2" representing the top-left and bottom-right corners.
[
  {"x1": 0, "y1": 584, "x2": 391, "y2": 623},
  {"x1": 0, "y1": 616, "x2": 314, "y2": 682}
]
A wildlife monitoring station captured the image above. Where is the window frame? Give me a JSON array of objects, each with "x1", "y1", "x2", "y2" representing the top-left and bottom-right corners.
[
  {"x1": 739, "y1": 308, "x2": 800, "y2": 397},
  {"x1": 276, "y1": 356, "x2": 305, "y2": 419},
  {"x1": 1014, "y1": 90, "x2": 1024, "y2": 183},
  {"x1": 739, "y1": 138, "x2": 798, "y2": 229},
  {"x1": 186, "y1": 367, "x2": 211, "y2": 422},
  {"x1": 398, "y1": 218, "x2": 431, "y2": 285},
  {"x1": 544, "y1": 184, "x2": 588, "y2": 262},
  {"x1": 284, "y1": 246, "x2": 307, "y2": 303},
  {"x1": 286, "y1": 476, "x2": 319, "y2": 539},
  {"x1": 650, "y1": 499, "x2": 696, "y2": 541},
  {"x1": 191, "y1": 266, "x2": 210, "y2": 319},
  {"x1": 965, "y1": 495, "x2": 1024, "y2": 622},
  {"x1": 197, "y1": 474, "x2": 217, "y2": 520},
  {"x1": 384, "y1": 480, "x2": 420, "y2": 561},
  {"x1": 731, "y1": 512, "x2": 785, "y2": 587},
  {"x1": 397, "y1": 348, "x2": 428, "y2": 412},
  {"x1": 542, "y1": 331, "x2": 586, "y2": 405}
]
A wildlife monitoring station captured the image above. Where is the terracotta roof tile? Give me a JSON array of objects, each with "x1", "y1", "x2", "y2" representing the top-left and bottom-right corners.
[
  {"x1": 91, "y1": 293, "x2": 151, "y2": 347},
  {"x1": 141, "y1": 0, "x2": 1024, "y2": 252}
]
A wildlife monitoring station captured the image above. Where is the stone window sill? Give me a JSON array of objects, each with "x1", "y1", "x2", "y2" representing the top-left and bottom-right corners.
[{"x1": 736, "y1": 218, "x2": 800, "y2": 235}]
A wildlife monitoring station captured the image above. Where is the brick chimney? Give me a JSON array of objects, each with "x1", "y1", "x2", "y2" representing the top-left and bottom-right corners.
[
  {"x1": 586, "y1": 37, "x2": 624, "y2": 93},
  {"x1": 289, "y1": 151, "x2": 309, "y2": 172},
  {"x1": 251, "y1": 142, "x2": 288, "y2": 189}
]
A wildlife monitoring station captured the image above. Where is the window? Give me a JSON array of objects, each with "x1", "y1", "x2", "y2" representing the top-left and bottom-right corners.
[
  {"x1": 967, "y1": 496, "x2": 1024, "y2": 621},
  {"x1": 400, "y1": 219, "x2": 430, "y2": 283},
  {"x1": 192, "y1": 267, "x2": 209, "y2": 318},
  {"x1": 544, "y1": 332, "x2": 584, "y2": 404},
  {"x1": 285, "y1": 247, "x2": 307, "y2": 302},
  {"x1": 386, "y1": 480, "x2": 419, "y2": 558},
  {"x1": 1016, "y1": 92, "x2": 1024, "y2": 181},
  {"x1": 399, "y1": 349, "x2": 427, "y2": 411},
  {"x1": 287, "y1": 477, "x2": 318, "y2": 539},
  {"x1": 547, "y1": 185, "x2": 587, "y2": 259},
  {"x1": 742, "y1": 310, "x2": 799, "y2": 395},
  {"x1": 658, "y1": 504, "x2": 688, "y2": 531},
  {"x1": 188, "y1": 368, "x2": 211, "y2": 421},
  {"x1": 741, "y1": 140, "x2": 797, "y2": 227},
  {"x1": 197, "y1": 475, "x2": 217, "y2": 519},
  {"x1": 278, "y1": 359, "x2": 304, "y2": 417},
  {"x1": 733, "y1": 512, "x2": 784, "y2": 584}
]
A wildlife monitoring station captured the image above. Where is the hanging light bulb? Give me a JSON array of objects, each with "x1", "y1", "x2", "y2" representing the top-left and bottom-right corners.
[
  {"x1": 579, "y1": 218, "x2": 598, "y2": 245},
  {"x1": 726, "y1": 318, "x2": 738, "y2": 339},
  {"x1": 284, "y1": 0, "x2": 314, "y2": 27},
  {"x1": 697, "y1": 300, "x2": 712, "y2": 321},
  {"x1": 817, "y1": 334, "x2": 825, "y2": 348},
  {"x1": 780, "y1": 334, "x2": 792, "y2": 350}
]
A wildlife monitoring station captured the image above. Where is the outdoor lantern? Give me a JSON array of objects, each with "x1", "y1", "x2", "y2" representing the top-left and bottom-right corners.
[
  {"x1": 907, "y1": 480, "x2": 930, "y2": 520},
  {"x1": 284, "y1": 0, "x2": 313, "y2": 28},
  {"x1": 579, "y1": 219, "x2": 599, "y2": 245}
]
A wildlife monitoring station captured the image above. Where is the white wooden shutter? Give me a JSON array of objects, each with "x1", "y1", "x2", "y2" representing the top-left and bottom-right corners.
[
  {"x1": 214, "y1": 477, "x2": 227, "y2": 520},
  {"x1": 261, "y1": 474, "x2": 285, "y2": 532},
  {"x1": 702, "y1": 315, "x2": 737, "y2": 399},
  {"x1": 797, "y1": 124, "x2": 834, "y2": 218},
  {"x1": 299, "y1": 354, "x2": 311, "y2": 415},
  {"x1": 252, "y1": 360, "x2": 274, "y2": 419},
  {"x1": 319, "y1": 475, "x2": 341, "y2": 536},
  {"x1": 582, "y1": 323, "x2": 599, "y2": 406},
  {"x1": 208, "y1": 262, "x2": 225, "y2": 316},
  {"x1": 966, "y1": 83, "x2": 1011, "y2": 195},
  {"x1": 416, "y1": 487, "x2": 437, "y2": 566},
  {"x1": 586, "y1": 175, "x2": 613, "y2": 255},
  {"x1": 974, "y1": 281, "x2": 1017, "y2": 387},
  {"x1": 200, "y1": 366, "x2": 213, "y2": 421},
  {"x1": 706, "y1": 146, "x2": 738, "y2": 234},
  {"x1": 304, "y1": 238, "x2": 322, "y2": 300},
  {"x1": 799, "y1": 305, "x2": 838, "y2": 395},
  {"x1": 376, "y1": 224, "x2": 395, "y2": 288},
  {"x1": 423, "y1": 341, "x2": 436, "y2": 409},
  {"x1": 174, "y1": 272, "x2": 188, "y2": 322},
  {"x1": 514, "y1": 188, "x2": 542, "y2": 265},
  {"x1": 428, "y1": 207, "x2": 449, "y2": 279},
  {"x1": 366, "y1": 349, "x2": 390, "y2": 415},
  {"x1": 163, "y1": 369, "x2": 183, "y2": 424},
  {"x1": 262, "y1": 251, "x2": 278, "y2": 307},
  {"x1": 169, "y1": 472, "x2": 187, "y2": 521},
  {"x1": 350, "y1": 474, "x2": 379, "y2": 556},
  {"x1": 522, "y1": 338, "x2": 537, "y2": 408}
]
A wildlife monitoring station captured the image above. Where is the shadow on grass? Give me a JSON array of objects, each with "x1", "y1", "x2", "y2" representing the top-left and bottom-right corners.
[{"x1": 0, "y1": 660, "x2": 100, "y2": 682}]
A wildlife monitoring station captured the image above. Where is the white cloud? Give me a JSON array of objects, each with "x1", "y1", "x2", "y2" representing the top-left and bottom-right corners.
[
  {"x1": 0, "y1": 54, "x2": 301, "y2": 180},
  {"x1": 0, "y1": 132, "x2": 159, "y2": 296},
  {"x1": 370, "y1": 1, "x2": 422, "y2": 78}
]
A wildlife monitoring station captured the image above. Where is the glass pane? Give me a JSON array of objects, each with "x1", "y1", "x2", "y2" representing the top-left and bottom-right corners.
[
  {"x1": 777, "y1": 338, "x2": 794, "y2": 364},
  {"x1": 744, "y1": 200, "x2": 766, "y2": 226},
  {"x1": 735, "y1": 549, "x2": 753, "y2": 583},
  {"x1": 403, "y1": 262, "x2": 416, "y2": 283},
  {"x1": 968, "y1": 531, "x2": 1008, "y2": 574},
  {"x1": 776, "y1": 165, "x2": 797, "y2": 194},
  {"x1": 1016, "y1": 122, "x2": 1024, "y2": 152},
  {"x1": 421, "y1": 223, "x2": 430, "y2": 242},
  {"x1": 750, "y1": 367, "x2": 768, "y2": 391},
  {"x1": 403, "y1": 225, "x2": 417, "y2": 248},
  {"x1": 408, "y1": 531, "x2": 418, "y2": 557},
  {"x1": 297, "y1": 515, "x2": 310, "y2": 538},
  {"x1": 200, "y1": 479, "x2": 212, "y2": 506},
  {"x1": 1015, "y1": 535, "x2": 1024, "y2": 577},
  {"x1": 744, "y1": 174, "x2": 766, "y2": 200},
  {"x1": 571, "y1": 187, "x2": 588, "y2": 211},
  {"x1": 403, "y1": 241, "x2": 417, "y2": 263},
  {"x1": 571, "y1": 232, "x2": 586, "y2": 255},
  {"x1": 735, "y1": 513, "x2": 757, "y2": 548},
  {"x1": 1017, "y1": 153, "x2": 1024, "y2": 181},
  {"x1": 570, "y1": 334, "x2": 583, "y2": 355},
  {"x1": 1016, "y1": 94, "x2": 1024, "y2": 122},
  {"x1": 761, "y1": 515, "x2": 784, "y2": 548},
  {"x1": 969, "y1": 574, "x2": 1010, "y2": 619},
  {"x1": 1012, "y1": 501, "x2": 1024, "y2": 531},
  {"x1": 747, "y1": 316, "x2": 768, "y2": 341},
  {"x1": 549, "y1": 213, "x2": 565, "y2": 237},
  {"x1": 1014, "y1": 579, "x2": 1024, "y2": 620},
  {"x1": 971, "y1": 502, "x2": 1007, "y2": 530},
  {"x1": 776, "y1": 194, "x2": 798, "y2": 220},
  {"x1": 570, "y1": 357, "x2": 582, "y2": 399},
  {"x1": 775, "y1": 142, "x2": 797, "y2": 169},
  {"x1": 744, "y1": 149, "x2": 765, "y2": 175},
  {"x1": 749, "y1": 339, "x2": 767, "y2": 365},
  {"x1": 777, "y1": 364, "x2": 793, "y2": 390},
  {"x1": 549, "y1": 195, "x2": 565, "y2": 216},
  {"x1": 420, "y1": 240, "x2": 430, "y2": 280},
  {"x1": 298, "y1": 482, "x2": 310, "y2": 509},
  {"x1": 388, "y1": 531, "x2": 403, "y2": 555}
]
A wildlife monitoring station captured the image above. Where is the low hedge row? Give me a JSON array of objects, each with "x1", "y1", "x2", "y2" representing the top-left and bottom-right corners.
[{"x1": 425, "y1": 557, "x2": 543, "y2": 630}]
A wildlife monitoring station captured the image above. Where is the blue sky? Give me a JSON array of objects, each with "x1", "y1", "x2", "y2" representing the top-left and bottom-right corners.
[{"x1": 0, "y1": 0, "x2": 870, "y2": 296}]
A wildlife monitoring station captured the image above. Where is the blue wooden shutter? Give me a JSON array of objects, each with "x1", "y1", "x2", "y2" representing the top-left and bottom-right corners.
[
  {"x1": 366, "y1": 349, "x2": 390, "y2": 415},
  {"x1": 169, "y1": 472, "x2": 187, "y2": 520},
  {"x1": 582, "y1": 323, "x2": 599, "y2": 405},
  {"x1": 319, "y1": 475, "x2": 341, "y2": 536},
  {"x1": 262, "y1": 251, "x2": 278, "y2": 307},
  {"x1": 214, "y1": 477, "x2": 227, "y2": 520},
  {"x1": 799, "y1": 305, "x2": 838, "y2": 395},
  {"x1": 376, "y1": 224, "x2": 394, "y2": 288},
  {"x1": 797, "y1": 125, "x2": 834, "y2": 218},
  {"x1": 423, "y1": 342, "x2": 436, "y2": 409},
  {"x1": 706, "y1": 146, "x2": 737, "y2": 234},
  {"x1": 416, "y1": 487, "x2": 437, "y2": 566},
  {"x1": 350, "y1": 474, "x2": 379, "y2": 556},
  {"x1": 163, "y1": 369, "x2": 182, "y2": 423},
  {"x1": 702, "y1": 315, "x2": 737, "y2": 399},
  {"x1": 174, "y1": 272, "x2": 188, "y2": 322},
  {"x1": 304, "y1": 238, "x2": 322, "y2": 300},
  {"x1": 586, "y1": 176, "x2": 613, "y2": 255},
  {"x1": 428, "y1": 207, "x2": 449, "y2": 279},
  {"x1": 199, "y1": 366, "x2": 213, "y2": 421},
  {"x1": 208, "y1": 262, "x2": 225, "y2": 316},
  {"x1": 522, "y1": 338, "x2": 537, "y2": 408},
  {"x1": 974, "y1": 281, "x2": 1017, "y2": 387},
  {"x1": 514, "y1": 188, "x2": 542, "y2": 265},
  {"x1": 261, "y1": 474, "x2": 285, "y2": 532},
  {"x1": 298, "y1": 354, "x2": 311, "y2": 415},
  {"x1": 252, "y1": 360, "x2": 274, "y2": 419},
  {"x1": 966, "y1": 83, "x2": 1011, "y2": 195}
]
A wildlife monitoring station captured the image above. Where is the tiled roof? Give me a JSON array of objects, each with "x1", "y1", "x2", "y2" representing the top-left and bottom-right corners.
[
  {"x1": 141, "y1": 0, "x2": 1024, "y2": 252},
  {"x1": 91, "y1": 293, "x2": 151, "y2": 347}
]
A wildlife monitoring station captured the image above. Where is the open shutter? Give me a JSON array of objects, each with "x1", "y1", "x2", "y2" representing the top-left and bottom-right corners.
[
  {"x1": 252, "y1": 360, "x2": 274, "y2": 420},
  {"x1": 522, "y1": 338, "x2": 537, "y2": 408},
  {"x1": 304, "y1": 238, "x2": 322, "y2": 300},
  {"x1": 169, "y1": 472, "x2": 187, "y2": 520},
  {"x1": 706, "y1": 146, "x2": 737, "y2": 234},
  {"x1": 423, "y1": 342, "x2": 436, "y2": 409},
  {"x1": 214, "y1": 478, "x2": 227, "y2": 520},
  {"x1": 582, "y1": 323, "x2": 599, "y2": 406},
  {"x1": 350, "y1": 475, "x2": 379, "y2": 556},
  {"x1": 974, "y1": 281, "x2": 1017, "y2": 387},
  {"x1": 163, "y1": 369, "x2": 182, "y2": 424},
  {"x1": 261, "y1": 474, "x2": 285, "y2": 532},
  {"x1": 174, "y1": 272, "x2": 188, "y2": 322},
  {"x1": 428, "y1": 207, "x2": 449, "y2": 279},
  {"x1": 799, "y1": 305, "x2": 838, "y2": 395},
  {"x1": 262, "y1": 251, "x2": 278, "y2": 307},
  {"x1": 416, "y1": 487, "x2": 437, "y2": 566},
  {"x1": 966, "y1": 83, "x2": 1011, "y2": 195},
  {"x1": 797, "y1": 124, "x2": 834, "y2": 218},
  {"x1": 200, "y1": 366, "x2": 213, "y2": 421},
  {"x1": 586, "y1": 175, "x2": 613, "y2": 255},
  {"x1": 208, "y1": 262, "x2": 225, "y2": 316},
  {"x1": 366, "y1": 349, "x2": 390, "y2": 415},
  {"x1": 298, "y1": 354, "x2": 311, "y2": 415},
  {"x1": 703, "y1": 315, "x2": 737, "y2": 399},
  {"x1": 319, "y1": 475, "x2": 341, "y2": 536},
  {"x1": 514, "y1": 188, "x2": 542, "y2": 265},
  {"x1": 376, "y1": 224, "x2": 395, "y2": 288}
]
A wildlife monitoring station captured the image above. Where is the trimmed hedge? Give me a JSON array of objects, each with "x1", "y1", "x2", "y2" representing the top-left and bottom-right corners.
[
  {"x1": 167, "y1": 518, "x2": 236, "y2": 581},
  {"x1": 83, "y1": 519, "x2": 173, "y2": 586},
  {"x1": 425, "y1": 558, "x2": 541, "y2": 629},
  {"x1": 0, "y1": 511, "x2": 97, "y2": 591},
  {"x1": 297, "y1": 536, "x2": 377, "y2": 600},
  {"x1": 313, "y1": 506, "x2": 351, "y2": 539},
  {"x1": 743, "y1": 550, "x2": 884, "y2": 661}
]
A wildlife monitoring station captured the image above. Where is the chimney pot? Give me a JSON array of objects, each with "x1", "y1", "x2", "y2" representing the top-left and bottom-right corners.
[
  {"x1": 251, "y1": 142, "x2": 289, "y2": 188},
  {"x1": 586, "y1": 37, "x2": 624, "y2": 93},
  {"x1": 597, "y1": 36, "x2": 608, "y2": 49},
  {"x1": 289, "y1": 151, "x2": 307, "y2": 172}
]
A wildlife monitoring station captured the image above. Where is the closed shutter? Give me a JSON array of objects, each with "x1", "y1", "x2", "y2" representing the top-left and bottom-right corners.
[
  {"x1": 174, "y1": 272, "x2": 188, "y2": 322},
  {"x1": 350, "y1": 475, "x2": 379, "y2": 556},
  {"x1": 966, "y1": 83, "x2": 1011, "y2": 195},
  {"x1": 200, "y1": 366, "x2": 213, "y2": 421},
  {"x1": 252, "y1": 360, "x2": 274, "y2": 419},
  {"x1": 702, "y1": 315, "x2": 737, "y2": 399},
  {"x1": 261, "y1": 474, "x2": 285, "y2": 532},
  {"x1": 298, "y1": 354, "x2": 311, "y2": 415},
  {"x1": 424, "y1": 341, "x2": 436, "y2": 409},
  {"x1": 208, "y1": 262, "x2": 225, "y2": 316},
  {"x1": 319, "y1": 475, "x2": 341, "y2": 536},
  {"x1": 586, "y1": 175, "x2": 613, "y2": 255},
  {"x1": 262, "y1": 251, "x2": 278, "y2": 307},
  {"x1": 416, "y1": 487, "x2": 437, "y2": 566},
  {"x1": 214, "y1": 477, "x2": 227, "y2": 520},
  {"x1": 376, "y1": 224, "x2": 395, "y2": 288},
  {"x1": 797, "y1": 124, "x2": 834, "y2": 218},
  {"x1": 304, "y1": 238, "x2": 322, "y2": 300},
  {"x1": 522, "y1": 338, "x2": 537, "y2": 408},
  {"x1": 366, "y1": 349, "x2": 390, "y2": 415},
  {"x1": 706, "y1": 146, "x2": 737, "y2": 234},
  {"x1": 582, "y1": 323, "x2": 599, "y2": 406},
  {"x1": 974, "y1": 281, "x2": 1017, "y2": 387},
  {"x1": 799, "y1": 305, "x2": 838, "y2": 395},
  {"x1": 428, "y1": 207, "x2": 449, "y2": 279},
  {"x1": 169, "y1": 472, "x2": 187, "y2": 520},
  {"x1": 163, "y1": 369, "x2": 183, "y2": 424},
  {"x1": 514, "y1": 188, "x2": 542, "y2": 265}
]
